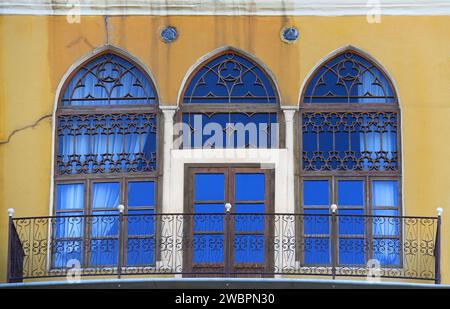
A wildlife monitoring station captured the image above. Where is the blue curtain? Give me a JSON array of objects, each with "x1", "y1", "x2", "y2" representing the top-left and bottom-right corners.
[
  {"x1": 91, "y1": 182, "x2": 120, "y2": 266},
  {"x1": 62, "y1": 54, "x2": 156, "y2": 106},
  {"x1": 53, "y1": 183, "x2": 84, "y2": 268},
  {"x1": 360, "y1": 115, "x2": 395, "y2": 170}
]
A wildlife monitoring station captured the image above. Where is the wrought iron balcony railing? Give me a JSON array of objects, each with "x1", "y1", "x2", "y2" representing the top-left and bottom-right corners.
[{"x1": 7, "y1": 210, "x2": 442, "y2": 283}]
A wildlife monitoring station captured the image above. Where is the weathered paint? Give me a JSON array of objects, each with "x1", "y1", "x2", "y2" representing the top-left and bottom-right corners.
[{"x1": 0, "y1": 15, "x2": 450, "y2": 283}]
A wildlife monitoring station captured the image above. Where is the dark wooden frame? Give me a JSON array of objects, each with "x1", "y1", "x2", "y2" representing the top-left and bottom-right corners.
[
  {"x1": 53, "y1": 49, "x2": 162, "y2": 269},
  {"x1": 176, "y1": 49, "x2": 284, "y2": 149},
  {"x1": 296, "y1": 48, "x2": 402, "y2": 267},
  {"x1": 183, "y1": 164, "x2": 275, "y2": 277}
]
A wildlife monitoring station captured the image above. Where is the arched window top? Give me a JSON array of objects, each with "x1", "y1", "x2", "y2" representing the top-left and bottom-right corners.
[
  {"x1": 182, "y1": 51, "x2": 278, "y2": 104},
  {"x1": 303, "y1": 50, "x2": 397, "y2": 104},
  {"x1": 61, "y1": 52, "x2": 158, "y2": 106}
]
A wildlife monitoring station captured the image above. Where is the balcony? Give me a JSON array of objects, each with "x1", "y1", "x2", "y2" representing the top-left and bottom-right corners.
[{"x1": 6, "y1": 210, "x2": 442, "y2": 284}]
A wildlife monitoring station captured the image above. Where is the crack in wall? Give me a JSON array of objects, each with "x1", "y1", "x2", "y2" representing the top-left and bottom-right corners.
[{"x1": 0, "y1": 114, "x2": 52, "y2": 146}]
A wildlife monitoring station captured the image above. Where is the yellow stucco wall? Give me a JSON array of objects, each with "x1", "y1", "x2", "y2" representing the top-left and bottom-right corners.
[{"x1": 0, "y1": 15, "x2": 449, "y2": 283}]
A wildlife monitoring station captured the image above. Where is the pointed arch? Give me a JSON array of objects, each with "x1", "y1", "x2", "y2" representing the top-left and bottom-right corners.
[
  {"x1": 57, "y1": 45, "x2": 159, "y2": 108},
  {"x1": 179, "y1": 46, "x2": 280, "y2": 106},
  {"x1": 299, "y1": 45, "x2": 398, "y2": 105}
]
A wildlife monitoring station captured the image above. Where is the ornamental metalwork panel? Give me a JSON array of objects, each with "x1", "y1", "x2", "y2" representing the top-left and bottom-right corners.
[
  {"x1": 302, "y1": 112, "x2": 399, "y2": 171},
  {"x1": 303, "y1": 52, "x2": 396, "y2": 104},
  {"x1": 7, "y1": 213, "x2": 439, "y2": 281},
  {"x1": 61, "y1": 53, "x2": 157, "y2": 106},
  {"x1": 183, "y1": 52, "x2": 278, "y2": 104},
  {"x1": 181, "y1": 112, "x2": 278, "y2": 149},
  {"x1": 56, "y1": 113, "x2": 157, "y2": 175}
]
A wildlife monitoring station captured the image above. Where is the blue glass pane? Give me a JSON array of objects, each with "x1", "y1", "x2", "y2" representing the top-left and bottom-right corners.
[
  {"x1": 303, "y1": 52, "x2": 395, "y2": 104},
  {"x1": 183, "y1": 52, "x2": 277, "y2": 104},
  {"x1": 338, "y1": 209, "x2": 365, "y2": 235},
  {"x1": 57, "y1": 114, "x2": 157, "y2": 175},
  {"x1": 304, "y1": 237, "x2": 330, "y2": 264},
  {"x1": 235, "y1": 173, "x2": 265, "y2": 201},
  {"x1": 373, "y1": 210, "x2": 399, "y2": 236},
  {"x1": 128, "y1": 181, "x2": 155, "y2": 207},
  {"x1": 194, "y1": 204, "x2": 224, "y2": 232},
  {"x1": 62, "y1": 53, "x2": 157, "y2": 106},
  {"x1": 339, "y1": 238, "x2": 365, "y2": 265},
  {"x1": 127, "y1": 209, "x2": 154, "y2": 236},
  {"x1": 57, "y1": 183, "x2": 84, "y2": 210},
  {"x1": 55, "y1": 213, "x2": 83, "y2": 238},
  {"x1": 372, "y1": 180, "x2": 398, "y2": 207},
  {"x1": 182, "y1": 113, "x2": 278, "y2": 149},
  {"x1": 234, "y1": 235, "x2": 264, "y2": 263},
  {"x1": 91, "y1": 211, "x2": 119, "y2": 237},
  {"x1": 234, "y1": 205, "x2": 265, "y2": 232},
  {"x1": 126, "y1": 237, "x2": 155, "y2": 266},
  {"x1": 195, "y1": 174, "x2": 224, "y2": 201},
  {"x1": 90, "y1": 239, "x2": 118, "y2": 266},
  {"x1": 373, "y1": 238, "x2": 400, "y2": 266},
  {"x1": 338, "y1": 180, "x2": 364, "y2": 206},
  {"x1": 304, "y1": 209, "x2": 329, "y2": 235},
  {"x1": 302, "y1": 112, "x2": 398, "y2": 172},
  {"x1": 52, "y1": 240, "x2": 82, "y2": 268},
  {"x1": 303, "y1": 180, "x2": 329, "y2": 206},
  {"x1": 193, "y1": 235, "x2": 224, "y2": 263},
  {"x1": 92, "y1": 182, "x2": 120, "y2": 209}
]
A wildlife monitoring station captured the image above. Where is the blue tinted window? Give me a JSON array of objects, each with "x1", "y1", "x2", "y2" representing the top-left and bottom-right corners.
[
  {"x1": 91, "y1": 211, "x2": 119, "y2": 237},
  {"x1": 373, "y1": 239, "x2": 400, "y2": 266},
  {"x1": 128, "y1": 181, "x2": 155, "y2": 207},
  {"x1": 303, "y1": 51, "x2": 396, "y2": 104},
  {"x1": 195, "y1": 174, "x2": 224, "y2": 201},
  {"x1": 304, "y1": 238, "x2": 330, "y2": 265},
  {"x1": 338, "y1": 209, "x2": 365, "y2": 235},
  {"x1": 339, "y1": 238, "x2": 365, "y2": 265},
  {"x1": 303, "y1": 209, "x2": 329, "y2": 235},
  {"x1": 127, "y1": 209, "x2": 154, "y2": 235},
  {"x1": 52, "y1": 240, "x2": 83, "y2": 268},
  {"x1": 57, "y1": 114, "x2": 157, "y2": 175},
  {"x1": 193, "y1": 235, "x2": 224, "y2": 263},
  {"x1": 182, "y1": 113, "x2": 278, "y2": 149},
  {"x1": 302, "y1": 112, "x2": 398, "y2": 171},
  {"x1": 126, "y1": 238, "x2": 155, "y2": 266},
  {"x1": 372, "y1": 180, "x2": 398, "y2": 207},
  {"x1": 303, "y1": 180, "x2": 329, "y2": 206},
  {"x1": 373, "y1": 210, "x2": 399, "y2": 236},
  {"x1": 235, "y1": 173, "x2": 265, "y2": 201},
  {"x1": 183, "y1": 52, "x2": 277, "y2": 104},
  {"x1": 90, "y1": 239, "x2": 118, "y2": 266},
  {"x1": 56, "y1": 183, "x2": 84, "y2": 210},
  {"x1": 234, "y1": 235, "x2": 264, "y2": 263},
  {"x1": 194, "y1": 204, "x2": 224, "y2": 232},
  {"x1": 338, "y1": 180, "x2": 364, "y2": 206},
  {"x1": 92, "y1": 182, "x2": 120, "y2": 209},
  {"x1": 62, "y1": 53, "x2": 157, "y2": 106}
]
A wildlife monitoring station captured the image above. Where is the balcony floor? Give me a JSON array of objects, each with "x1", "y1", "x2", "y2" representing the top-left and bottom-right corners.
[{"x1": 0, "y1": 278, "x2": 448, "y2": 289}]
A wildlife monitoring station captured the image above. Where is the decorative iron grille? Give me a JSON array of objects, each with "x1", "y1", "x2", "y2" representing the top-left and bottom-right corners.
[
  {"x1": 183, "y1": 52, "x2": 278, "y2": 104},
  {"x1": 56, "y1": 113, "x2": 157, "y2": 174},
  {"x1": 61, "y1": 53, "x2": 157, "y2": 106},
  {"x1": 302, "y1": 112, "x2": 399, "y2": 171},
  {"x1": 7, "y1": 213, "x2": 441, "y2": 283},
  {"x1": 303, "y1": 51, "x2": 396, "y2": 104}
]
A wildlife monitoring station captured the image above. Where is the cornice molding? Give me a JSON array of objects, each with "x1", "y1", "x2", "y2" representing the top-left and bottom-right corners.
[{"x1": 1, "y1": 0, "x2": 450, "y2": 16}]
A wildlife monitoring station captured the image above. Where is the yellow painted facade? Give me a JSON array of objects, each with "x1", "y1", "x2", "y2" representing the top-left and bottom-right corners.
[{"x1": 0, "y1": 15, "x2": 450, "y2": 283}]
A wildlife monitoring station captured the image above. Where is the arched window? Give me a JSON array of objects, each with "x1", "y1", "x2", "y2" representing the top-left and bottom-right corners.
[
  {"x1": 54, "y1": 51, "x2": 159, "y2": 268},
  {"x1": 179, "y1": 49, "x2": 280, "y2": 149},
  {"x1": 299, "y1": 48, "x2": 401, "y2": 267}
]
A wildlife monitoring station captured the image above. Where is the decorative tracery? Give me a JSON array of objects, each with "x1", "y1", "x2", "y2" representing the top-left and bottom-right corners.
[
  {"x1": 303, "y1": 51, "x2": 396, "y2": 104},
  {"x1": 183, "y1": 52, "x2": 278, "y2": 104},
  {"x1": 61, "y1": 53, "x2": 157, "y2": 106}
]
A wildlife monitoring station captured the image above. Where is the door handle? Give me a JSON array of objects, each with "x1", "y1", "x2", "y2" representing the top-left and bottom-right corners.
[{"x1": 225, "y1": 203, "x2": 232, "y2": 212}]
